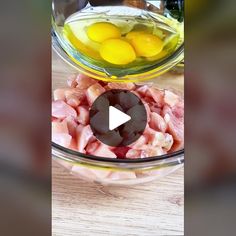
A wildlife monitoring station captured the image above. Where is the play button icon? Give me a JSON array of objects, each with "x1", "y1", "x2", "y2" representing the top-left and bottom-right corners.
[
  {"x1": 109, "y1": 106, "x2": 131, "y2": 131},
  {"x1": 89, "y1": 89, "x2": 147, "y2": 147}
]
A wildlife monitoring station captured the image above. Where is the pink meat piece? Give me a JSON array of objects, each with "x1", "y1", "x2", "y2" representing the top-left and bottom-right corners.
[
  {"x1": 149, "y1": 112, "x2": 167, "y2": 133},
  {"x1": 67, "y1": 74, "x2": 78, "y2": 88},
  {"x1": 144, "y1": 103, "x2": 151, "y2": 122},
  {"x1": 93, "y1": 144, "x2": 117, "y2": 158},
  {"x1": 52, "y1": 100, "x2": 77, "y2": 118},
  {"x1": 52, "y1": 119, "x2": 68, "y2": 134},
  {"x1": 77, "y1": 106, "x2": 89, "y2": 125},
  {"x1": 107, "y1": 82, "x2": 135, "y2": 90},
  {"x1": 66, "y1": 94, "x2": 81, "y2": 108},
  {"x1": 86, "y1": 141, "x2": 100, "y2": 154},
  {"x1": 76, "y1": 74, "x2": 96, "y2": 89},
  {"x1": 86, "y1": 83, "x2": 106, "y2": 105},
  {"x1": 141, "y1": 147, "x2": 167, "y2": 158},
  {"x1": 69, "y1": 139, "x2": 77, "y2": 151},
  {"x1": 150, "y1": 103, "x2": 161, "y2": 114},
  {"x1": 162, "y1": 133, "x2": 174, "y2": 151},
  {"x1": 126, "y1": 149, "x2": 141, "y2": 159},
  {"x1": 136, "y1": 85, "x2": 149, "y2": 96},
  {"x1": 113, "y1": 146, "x2": 130, "y2": 158},
  {"x1": 53, "y1": 89, "x2": 67, "y2": 101},
  {"x1": 164, "y1": 90, "x2": 180, "y2": 107},
  {"x1": 52, "y1": 133, "x2": 72, "y2": 148},
  {"x1": 65, "y1": 116, "x2": 77, "y2": 138},
  {"x1": 65, "y1": 88, "x2": 85, "y2": 100},
  {"x1": 147, "y1": 87, "x2": 165, "y2": 107},
  {"x1": 129, "y1": 135, "x2": 148, "y2": 149},
  {"x1": 170, "y1": 140, "x2": 184, "y2": 152},
  {"x1": 163, "y1": 104, "x2": 184, "y2": 144},
  {"x1": 52, "y1": 120, "x2": 72, "y2": 148},
  {"x1": 76, "y1": 125, "x2": 94, "y2": 153}
]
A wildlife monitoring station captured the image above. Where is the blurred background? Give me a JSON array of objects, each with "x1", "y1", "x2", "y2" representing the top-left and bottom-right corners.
[
  {"x1": 185, "y1": 0, "x2": 236, "y2": 235},
  {"x1": 0, "y1": 0, "x2": 235, "y2": 235},
  {"x1": 0, "y1": 1, "x2": 51, "y2": 236}
]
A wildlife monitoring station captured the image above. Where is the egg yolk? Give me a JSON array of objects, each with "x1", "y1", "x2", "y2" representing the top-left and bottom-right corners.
[
  {"x1": 87, "y1": 22, "x2": 121, "y2": 43},
  {"x1": 100, "y1": 39, "x2": 136, "y2": 65},
  {"x1": 125, "y1": 31, "x2": 146, "y2": 41},
  {"x1": 129, "y1": 33, "x2": 164, "y2": 58}
]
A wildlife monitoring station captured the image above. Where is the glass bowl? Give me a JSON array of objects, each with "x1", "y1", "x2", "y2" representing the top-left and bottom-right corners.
[
  {"x1": 52, "y1": 0, "x2": 184, "y2": 82},
  {"x1": 52, "y1": 51, "x2": 184, "y2": 186}
]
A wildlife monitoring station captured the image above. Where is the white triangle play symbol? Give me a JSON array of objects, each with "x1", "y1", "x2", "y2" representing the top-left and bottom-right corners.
[{"x1": 109, "y1": 106, "x2": 131, "y2": 131}]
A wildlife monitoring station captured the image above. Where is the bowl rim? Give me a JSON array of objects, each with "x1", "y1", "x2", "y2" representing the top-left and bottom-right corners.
[{"x1": 52, "y1": 141, "x2": 184, "y2": 164}]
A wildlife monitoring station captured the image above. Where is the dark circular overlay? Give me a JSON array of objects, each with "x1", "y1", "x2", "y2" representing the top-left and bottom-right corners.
[{"x1": 89, "y1": 89, "x2": 147, "y2": 147}]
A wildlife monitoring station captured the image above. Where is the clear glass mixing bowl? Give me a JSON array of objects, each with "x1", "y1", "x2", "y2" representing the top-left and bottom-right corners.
[
  {"x1": 52, "y1": 51, "x2": 184, "y2": 186},
  {"x1": 52, "y1": 0, "x2": 184, "y2": 82}
]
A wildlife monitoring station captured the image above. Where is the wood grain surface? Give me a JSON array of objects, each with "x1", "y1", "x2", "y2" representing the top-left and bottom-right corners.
[{"x1": 52, "y1": 51, "x2": 184, "y2": 236}]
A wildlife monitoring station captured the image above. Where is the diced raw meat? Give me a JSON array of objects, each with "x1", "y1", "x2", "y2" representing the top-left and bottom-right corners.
[
  {"x1": 107, "y1": 82, "x2": 135, "y2": 90},
  {"x1": 129, "y1": 135, "x2": 148, "y2": 149},
  {"x1": 141, "y1": 147, "x2": 167, "y2": 157},
  {"x1": 144, "y1": 103, "x2": 151, "y2": 122},
  {"x1": 164, "y1": 90, "x2": 180, "y2": 107},
  {"x1": 52, "y1": 100, "x2": 77, "y2": 118},
  {"x1": 52, "y1": 120, "x2": 72, "y2": 148},
  {"x1": 76, "y1": 74, "x2": 96, "y2": 89},
  {"x1": 86, "y1": 141, "x2": 100, "y2": 154},
  {"x1": 163, "y1": 104, "x2": 184, "y2": 143},
  {"x1": 94, "y1": 144, "x2": 117, "y2": 158},
  {"x1": 53, "y1": 89, "x2": 67, "y2": 101},
  {"x1": 126, "y1": 149, "x2": 141, "y2": 159},
  {"x1": 113, "y1": 146, "x2": 130, "y2": 158},
  {"x1": 52, "y1": 73, "x2": 184, "y2": 162},
  {"x1": 65, "y1": 88, "x2": 85, "y2": 101},
  {"x1": 76, "y1": 125, "x2": 94, "y2": 153},
  {"x1": 86, "y1": 83, "x2": 106, "y2": 105},
  {"x1": 77, "y1": 106, "x2": 89, "y2": 125},
  {"x1": 136, "y1": 85, "x2": 149, "y2": 96},
  {"x1": 149, "y1": 112, "x2": 167, "y2": 132},
  {"x1": 52, "y1": 133, "x2": 72, "y2": 148},
  {"x1": 65, "y1": 116, "x2": 77, "y2": 138},
  {"x1": 147, "y1": 87, "x2": 164, "y2": 107},
  {"x1": 150, "y1": 103, "x2": 161, "y2": 114},
  {"x1": 52, "y1": 119, "x2": 68, "y2": 134},
  {"x1": 170, "y1": 140, "x2": 184, "y2": 152},
  {"x1": 66, "y1": 94, "x2": 81, "y2": 107},
  {"x1": 163, "y1": 133, "x2": 174, "y2": 151},
  {"x1": 67, "y1": 74, "x2": 78, "y2": 88},
  {"x1": 69, "y1": 139, "x2": 77, "y2": 151}
]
